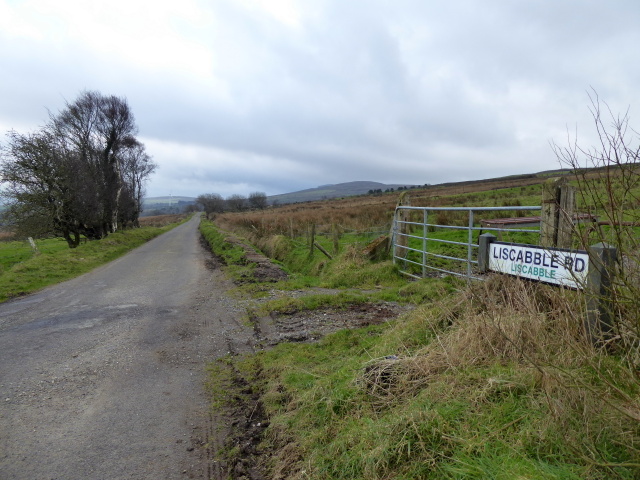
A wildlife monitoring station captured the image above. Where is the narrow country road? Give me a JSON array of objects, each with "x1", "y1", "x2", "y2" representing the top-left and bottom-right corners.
[{"x1": 0, "y1": 215, "x2": 253, "y2": 480}]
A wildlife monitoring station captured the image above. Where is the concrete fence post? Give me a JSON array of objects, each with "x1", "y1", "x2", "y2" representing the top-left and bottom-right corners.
[
  {"x1": 28, "y1": 237, "x2": 39, "y2": 254},
  {"x1": 585, "y1": 242, "x2": 617, "y2": 346},
  {"x1": 478, "y1": 233, "x2": 497, "y2": 273}
]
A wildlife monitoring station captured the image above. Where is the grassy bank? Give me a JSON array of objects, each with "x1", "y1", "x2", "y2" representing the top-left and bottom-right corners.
[
  {"x1": 0, "y1": 215, "x2": 189, "y2": 303},
  {"x1": 212, "y1": 276, "x2": 639, "y2": 479},
  {"x1": 203, "y1": 199, "x2": 640, "y2": 478},
  {"x1": 203, "y1": 160, "x2": 640, "y2": 478},
  {"x1": 199, "y1": 218, "x2": 448, "y2": 307}
]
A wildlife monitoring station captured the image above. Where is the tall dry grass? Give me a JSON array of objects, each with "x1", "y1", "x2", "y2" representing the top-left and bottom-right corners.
[
  {"x1": 0, "y1": 231, "x2": 15, "y2": 241},
  {"x1": 357, "y1": 275, "x2": 640, "y2": 472},
  {"x1": 213, "y1": 178, "x2": 548, "y2": 242},
  {"x1": 359, "y1": 276, "x2": 585, "y2": 400},
  {"x1": 214, "y1": 200, "x2": 395, "y2": 239}
]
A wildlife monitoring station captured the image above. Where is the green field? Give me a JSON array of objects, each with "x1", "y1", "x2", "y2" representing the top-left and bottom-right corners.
[{"x1": 0, "y1": 220, "x2": 187, "y2": 303}]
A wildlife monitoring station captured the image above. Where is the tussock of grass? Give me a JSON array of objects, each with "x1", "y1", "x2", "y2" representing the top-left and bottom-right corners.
[
  {"x1": 261, "y1": 234, "x2": 293, "y2": 262},
  {"x1": 320, "y1": 245, "x2": 402, "y2": 289},
  {"x1": 396, "y1": 276, "x2": 461, "y2": 303},
  {"x1": 230, "y1": 276, "x2": 640, "y2": 479}
]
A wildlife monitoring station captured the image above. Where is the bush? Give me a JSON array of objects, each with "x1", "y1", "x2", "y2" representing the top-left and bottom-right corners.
[{"x1": 552, "y1": 92, "x2": 640, "y2": 363}]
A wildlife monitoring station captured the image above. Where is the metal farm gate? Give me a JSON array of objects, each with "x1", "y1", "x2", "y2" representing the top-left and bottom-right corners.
[{"x1": 392, "y1": 206, "x2": 542, "y2": 280}]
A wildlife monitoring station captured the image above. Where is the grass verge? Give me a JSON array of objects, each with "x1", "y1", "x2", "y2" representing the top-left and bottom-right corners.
[
  {"x1": 0, "y1": 216, "x2": 189, "y2": 303},
  {"x1": 203, "y1": 159, "x2": 640, "y2": 478},
  {"x1": 211, "y1": 275, "x2": 640, "y2": 479},
  {"x1": 199, "y1": 219, "x2": 438, "y2": 305}
]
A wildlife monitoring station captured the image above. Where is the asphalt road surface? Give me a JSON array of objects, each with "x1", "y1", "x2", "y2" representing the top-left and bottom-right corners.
[{"x1": 0, "y1": 215, "x2": 253, "y2": 479}]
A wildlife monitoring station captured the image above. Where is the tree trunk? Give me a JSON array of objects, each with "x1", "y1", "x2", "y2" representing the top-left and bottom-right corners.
[{"x1": 62, "y1": 229, "x2": 80, "y2": 248}]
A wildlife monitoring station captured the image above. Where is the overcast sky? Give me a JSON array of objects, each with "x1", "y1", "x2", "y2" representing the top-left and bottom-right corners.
[{"x1": 1, "y1": 0, "x2": 639, "y2": 198}]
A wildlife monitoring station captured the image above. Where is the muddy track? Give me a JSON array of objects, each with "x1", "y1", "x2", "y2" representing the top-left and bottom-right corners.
[{"x1": 217, "y1": 300, "x2": 410, "y2": 480}]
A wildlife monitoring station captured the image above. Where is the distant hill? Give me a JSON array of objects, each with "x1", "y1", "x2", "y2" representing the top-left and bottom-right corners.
[
  {"x1": 141, "y1": 168, "x2": 583, "y2": 211},
  {"x1": 142, "y1": 183, "x2": 417, "y2": 211},
  {"x1": 141, "y1": 196, "x2": 196, "y2": 216},
  {"x1": 143, "y1": 196, "x2": 196, "y2": 207},
  {"x1": 267, "y1": 181, "x2": 416, "y2": 204}
]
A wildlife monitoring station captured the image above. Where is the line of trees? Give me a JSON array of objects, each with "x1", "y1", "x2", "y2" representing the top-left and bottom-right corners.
[
  {"x1": 0, "y1": 91, "x2": 156, "y2": 247},
  {"x1": 196, "y1": 191, "x2": 267, "y2": 216}
]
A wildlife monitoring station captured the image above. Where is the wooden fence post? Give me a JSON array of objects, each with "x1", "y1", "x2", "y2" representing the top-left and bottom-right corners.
[
  {"x1": 557, "y1": 181, "x2": 576, "y2": 249},
  {"x1": 392, "y1": 192, "x2": 411, "y2": 260},
  {"x1": 585, "y1": 242, "x2": 617, "y2": 346},
  {"x1": 332, "y1": 223, "x2": 340, "y2": 255},
  {"x1": 540, "y1": 178, "x2": 558, "y2": 247},
  {"x1": 541, "y1": 177, "x2": 575, "y2": 248},
  {"x1": 313, "y1": 241, "x2": 333, "y2": 259},
  {"x1": 308, "y1": 223, "x2": 316, "y2": 257}
]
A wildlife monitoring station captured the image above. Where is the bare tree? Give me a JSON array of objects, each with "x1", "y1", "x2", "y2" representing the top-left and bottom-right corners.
[
  {"x1": 52, "y1": 91, "x2": 138, "y2": 235},
  {"x1": 248, "y1": 191, "x2": 268, "y2": 210},
  {"x1": 226, "y1": 194, "x2": 247, "y2": 212},
  {"x1": 196, "y1": 193, "x2": 225, "y2": 216},
  {"x1": 183, "y1": 203, "x2": 200, "y2": 214},
  {"x1": 551, "y1": 90, "x2": 640, "y2": 356},
  {"x1": 0, "y1": 91, "x2": 154, "y2": 247},
  {"x1": 1, "y1": 128, "x2": 83, "y2": 246},
  {"x1": 120, "y1": 140, "x2": 156, "y2": 227}
]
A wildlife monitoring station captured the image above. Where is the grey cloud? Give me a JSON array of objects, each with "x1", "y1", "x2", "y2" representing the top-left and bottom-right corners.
[{"x1": 2, "y1": 0, "x2": 639, "y2": 198}]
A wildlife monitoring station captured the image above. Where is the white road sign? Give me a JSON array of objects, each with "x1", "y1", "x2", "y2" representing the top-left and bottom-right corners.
[{"x1": 489, "y1": 243, "x2": 589, "y2": 289}]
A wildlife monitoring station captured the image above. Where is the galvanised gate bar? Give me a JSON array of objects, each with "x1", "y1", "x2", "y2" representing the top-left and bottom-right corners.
[{"x1": 392, "y1": 206, "x2": 542, "y2": 280}]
